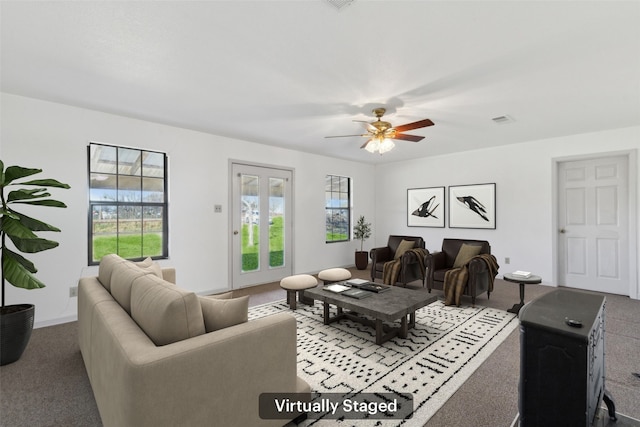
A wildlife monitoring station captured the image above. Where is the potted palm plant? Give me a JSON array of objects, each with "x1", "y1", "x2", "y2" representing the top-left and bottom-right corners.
[
  {"x1": 353, "y1": 215, "x2": 372, "y2": 270},
  {"x1": 0, "y1": 160, "x2": 70, "y2": 365}
]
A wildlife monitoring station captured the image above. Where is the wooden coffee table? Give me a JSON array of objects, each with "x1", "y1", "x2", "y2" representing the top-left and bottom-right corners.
[{"x1": 303, "y1": 285, "x2": 437, "y2": 345}]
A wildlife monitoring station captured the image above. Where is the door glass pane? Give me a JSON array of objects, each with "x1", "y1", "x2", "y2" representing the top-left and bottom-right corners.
[
  {"x1": 241, "y1": 175, "x2": 259, "y2": 273},
  {"x1": 269, "y1": 177, "x2": 285, "y2": 268}
]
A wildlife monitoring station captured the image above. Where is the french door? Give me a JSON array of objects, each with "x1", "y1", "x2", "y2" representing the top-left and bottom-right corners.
[
  {"x1": 231, "y1": 163, "x2": 293, "y2": 288},
  {"x1": 557, "y1": 155, "x2": 630, "y2": 295}
]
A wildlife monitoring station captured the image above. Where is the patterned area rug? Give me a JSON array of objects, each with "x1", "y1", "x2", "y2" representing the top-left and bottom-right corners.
[{"x1": 250, "y1": 298, "x2": 518, "y2": 426}]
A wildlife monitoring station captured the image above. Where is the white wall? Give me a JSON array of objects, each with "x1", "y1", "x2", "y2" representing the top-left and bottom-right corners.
[
  {"x1": 374, "y1": 126, "x2": 639, "y2": 298},
  {"x1": 3, "y1": 92, "x2": 638, "y2": 327},
  {"x1": 1, "y1": 93, "x2": 376, "y2": 326}
]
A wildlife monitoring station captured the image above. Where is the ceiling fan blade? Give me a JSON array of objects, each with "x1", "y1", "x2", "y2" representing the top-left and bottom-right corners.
[
  {"x1": 354, "y1": 120, "x2": 376, "y2": 132},
  {"x1": 360, "y1": 139, "x2": 372, "y2": 149},
  {"x1": 393, "y1": 119, "x2": 434, "y2": 133},
  {"x1": 325, "y1": 134, "x2": 368, "y2": 139},
  {"x1": 392, "y1": 133, "x2": 425, "y2": 142}
]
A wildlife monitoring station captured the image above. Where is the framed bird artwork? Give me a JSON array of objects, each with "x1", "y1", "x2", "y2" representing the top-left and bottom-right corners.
[
  {"x1": 449, "y1": 183, "x2": 496, "y2": 229},
  {"x1": 407, "y1": 187, "x2": 445, "y2": 227}
]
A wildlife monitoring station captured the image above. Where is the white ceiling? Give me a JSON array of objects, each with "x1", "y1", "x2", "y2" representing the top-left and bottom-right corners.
[{"x1": 2, "y1": 1, "x2": 639, "y2": 164}]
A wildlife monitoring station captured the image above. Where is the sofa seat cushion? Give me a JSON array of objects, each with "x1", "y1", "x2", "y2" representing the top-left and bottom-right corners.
[
  {"x1": 433, "y1": 269, "x2": 448, "y2": 283},
  {"x1": 130, "y1": 275, "x2": 206, "y2": 346},
  {"x1": 200, "y1": 295, "x2": 249, "y2": 332}
]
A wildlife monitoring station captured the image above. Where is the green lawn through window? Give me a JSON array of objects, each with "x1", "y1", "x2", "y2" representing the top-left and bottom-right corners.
[{"x1": 93, "y1": 234, "x2": 162, "y2": 261}]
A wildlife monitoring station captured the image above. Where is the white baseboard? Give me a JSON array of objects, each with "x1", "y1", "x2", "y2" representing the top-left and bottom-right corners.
[{"x1": 34, "y1": 314, "x2": 78, "y2": 329}]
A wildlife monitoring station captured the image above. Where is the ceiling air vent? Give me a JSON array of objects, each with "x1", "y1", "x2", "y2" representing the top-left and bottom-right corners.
[
  {"x1": 325, "y1": 0, "x2": 355, "y2": 11},
  {"x1": 492, "y1": 115, "x2": 515, "y2": 124}
]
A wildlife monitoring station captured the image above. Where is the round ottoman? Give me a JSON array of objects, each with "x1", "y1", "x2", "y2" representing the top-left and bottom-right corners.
[
  {"x1": 280, "y1": 274, "x2": 318, "y2": 310},
  {"x1": 318, "y1": 268, "x2": 352, "y2": 285}
]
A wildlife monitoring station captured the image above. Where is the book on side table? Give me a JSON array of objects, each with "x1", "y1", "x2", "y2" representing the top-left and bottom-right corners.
[{"x1": 511, "y1": 270, "x2": 532, "y2": 278}]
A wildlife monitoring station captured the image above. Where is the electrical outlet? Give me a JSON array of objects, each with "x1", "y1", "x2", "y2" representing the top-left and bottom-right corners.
[
  {"x1": 69, "y1": 286, "x2": 78, "y2": 297},
  {"x1": 505, "y1": 257, "x2": 510, "y2": 264}
]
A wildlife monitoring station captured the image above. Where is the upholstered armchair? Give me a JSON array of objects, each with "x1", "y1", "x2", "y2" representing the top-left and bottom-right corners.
[
  {"x1": 425, "y1": 239, "x2": 496, "y2": 306},
  {"x1": 370, "y1": 235, "x2": 427, "y2": 286}
]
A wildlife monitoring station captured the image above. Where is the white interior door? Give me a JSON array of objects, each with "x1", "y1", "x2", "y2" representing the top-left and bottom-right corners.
[
  {"x1": 558, "y1": 155, "x2": 629, "y2": 295},
  {"x1": 231, "y1": 163, "x2": 292, "y2": 288}
]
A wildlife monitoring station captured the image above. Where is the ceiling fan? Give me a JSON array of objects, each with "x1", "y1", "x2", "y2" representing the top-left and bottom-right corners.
[{"x1": 325, "y1": 108, "x2": 434, "y2": 154}]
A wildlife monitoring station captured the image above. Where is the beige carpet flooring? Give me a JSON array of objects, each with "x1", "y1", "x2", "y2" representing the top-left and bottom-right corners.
[{"x1": 1, "y1": 265, "x2": 639, "y2": 427}]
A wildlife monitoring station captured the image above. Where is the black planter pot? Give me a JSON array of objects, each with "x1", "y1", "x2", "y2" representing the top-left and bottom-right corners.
[
  {"x1": 355, "y1": 251, "x2": 369, "y2": 270},
  {"x1": 0, "y1": 304, "x2": 35, "y2": 366}
]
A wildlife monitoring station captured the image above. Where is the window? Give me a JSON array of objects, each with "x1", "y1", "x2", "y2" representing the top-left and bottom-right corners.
[
  {"x1": 325, "y1": 175, "x2": 351, "y2": 243},
  {"x1": 88, "y1": 143, "x2": 168, "y2": 264}
]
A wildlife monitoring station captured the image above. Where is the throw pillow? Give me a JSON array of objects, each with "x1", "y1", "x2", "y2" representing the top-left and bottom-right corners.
[
  {"x1": 394, "y1": 239, "x2": 416, "y2": 260},
  {"x1": 135, "y1": 257, "x2": 153, "y2": 268},
  {"x1": 208, "y1": 291, "x2": 234, "y2": 300},
  {"x1": 200, "y1": 295, "x2": 249, "y2": 332},
  {"x1": 134, "y1": 257, "x2": 163, "y2": 278},
  {"x1": 453, "y1": 244, "x2": 483, "y2": 268}
]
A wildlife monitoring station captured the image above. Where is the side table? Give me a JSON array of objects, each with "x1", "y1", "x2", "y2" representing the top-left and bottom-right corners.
[{"x1": 503, "y1": 273, "x2": 542, "y2": 315}]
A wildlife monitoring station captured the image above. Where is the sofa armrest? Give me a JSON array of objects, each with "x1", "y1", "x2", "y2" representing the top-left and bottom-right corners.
[
  {"x1": 468, "y1": 257, "x2": 489, "y2": 275},
  {"x1": 370, "y1": 246, "x2": 392, "y2": 263},
  {"x1": 161, "y1": 267, "x2": 176, "y2": 284},
  {"x1": 425, "y1": 251, "x2": 447, "y2": 271},
  {"x1": 401, "y1": 249, "x2": 428, "y2": 266},
  {"x1": 89, "y1": 303, "x2": 303, "y2": 427}
]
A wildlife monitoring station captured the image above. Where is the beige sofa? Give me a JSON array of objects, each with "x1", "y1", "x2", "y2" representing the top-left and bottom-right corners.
[{"x1": 78, "y1": 254, "x2": 310, "y2": 427}]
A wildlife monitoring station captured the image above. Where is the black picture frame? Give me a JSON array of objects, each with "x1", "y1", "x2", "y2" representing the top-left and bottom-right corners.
[
  {"x1": 407, "y1": 186, "x2": 445, "y2": 227},
  {"x1": 448, "y1": 183, "x2": 496, "y2": 229}
]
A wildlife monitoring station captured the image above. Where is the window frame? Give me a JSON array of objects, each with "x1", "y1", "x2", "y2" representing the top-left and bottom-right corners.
[
  {"x1": 325, "y1": 174, "x2": 351, "y2": 243},
  {"x1": 87, "y1": 142, "x2": 169, "y2": 265}
]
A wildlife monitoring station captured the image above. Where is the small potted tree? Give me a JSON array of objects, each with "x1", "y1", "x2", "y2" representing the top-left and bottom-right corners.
[
  {"x1": 353, "y1": 215, "x2": 371, "y2": 270},
  {"x1": 1, "y1": 160, "x2": 69, "y2": 365}
]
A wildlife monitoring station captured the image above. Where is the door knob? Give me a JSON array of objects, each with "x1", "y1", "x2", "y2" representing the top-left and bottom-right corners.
[
  {"x1": 233, "y1": 230, "x2": 239, "y2": 235},
  {"x1": 559, "y1": 228, "x2": 566, "y2": 234}
]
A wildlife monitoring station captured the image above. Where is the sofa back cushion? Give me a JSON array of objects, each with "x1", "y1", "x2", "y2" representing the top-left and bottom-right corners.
[
  {"x1": 387, "y1": 235, "x2": 425, "y2": 254},
  {"x1": 110, "y1": 262, "x2": 150, "y2": 314},
  {"x1": 99, "y1": 254, "x2": 165, "y2": 313},
  {"x1": 98, "y1": 254, "x2": 127, "y2": 292},
  {"x1": 130, "y1": 275, "x2": 206, "y2": 346}
]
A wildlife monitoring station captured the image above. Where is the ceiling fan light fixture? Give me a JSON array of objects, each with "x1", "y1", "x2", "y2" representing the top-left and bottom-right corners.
[
  {"x1": 325, "y1": 107, "x2": 433, "y2": 154},
  {"x1": 364, "y1": 139, "x2": 379, "y2": 153},
  {"x1": 365, "y1": 137, "x2": 395, "y2": 154},
  {"x1": 379, "y1": 138, "x2": 395, "y2": 154}
]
